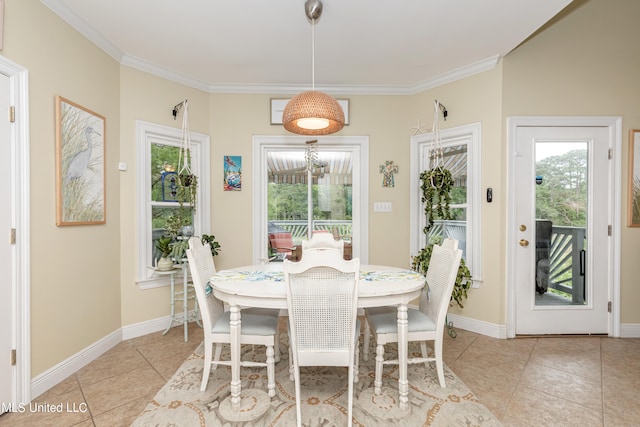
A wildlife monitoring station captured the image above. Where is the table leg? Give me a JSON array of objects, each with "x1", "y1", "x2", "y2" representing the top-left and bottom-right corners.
[
  {"x1": 183, "y1": 264, "x2": 188, "y2": 342},
  {"x1": 162, "y1": 272, "x2": 176, "y2": 335},
  {"x1": 397, "y1": 304, "x2": 409, "y2": 410},
  {"x1": 229, "y1": 305, "x2": 242, "y2": 410}
]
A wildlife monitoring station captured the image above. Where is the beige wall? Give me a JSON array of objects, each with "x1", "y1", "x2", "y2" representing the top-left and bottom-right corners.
[
  {"x1": 207, "y1": 93, "x2": 414, "y2": 271},
  {"x1": 3, "y1": 0, "x2": 639, "y2": 381},
  {"x1": 502, "y1": 0, "x2": 640, "y2": 324},
  {"x1": 410, "y1": 68, "x2": 505, "y2": 325},
  {"x1": 3, "y1": 0, "x2": 121, "y2": 376},
  {"x1": 118, "y1": 67, "x2": 211, "y2": 326}
]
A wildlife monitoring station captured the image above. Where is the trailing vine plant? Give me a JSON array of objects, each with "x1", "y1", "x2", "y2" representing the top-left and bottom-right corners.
[
  {"x1": 410, "y1": 241, "x2": 472, "y2": 309},
  {"x1": 420, "y1": 167, "x2": 453, "y2": 233},
  {"x1": 411, "y1": 100, "x2": 472, "y2": 310}
]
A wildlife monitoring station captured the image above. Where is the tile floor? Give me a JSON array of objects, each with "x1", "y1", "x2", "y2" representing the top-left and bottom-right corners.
[{"x1": 1, "y1": 323, "x2": 638, "y2": 426}]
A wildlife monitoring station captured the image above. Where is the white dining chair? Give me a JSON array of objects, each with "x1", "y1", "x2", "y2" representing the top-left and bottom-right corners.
[
  {"x1": 283, "y1": 250, "x2": 360, "y2": 427},
  {"x1": 186, "y1": 237, "x2": 280, "y2": 394},
  {"x1": 364, "y1": 238, "x2": 462, "y2": 393},
  {"x1": 301, "y1": 231, "x2": 345, "y2": 255}
]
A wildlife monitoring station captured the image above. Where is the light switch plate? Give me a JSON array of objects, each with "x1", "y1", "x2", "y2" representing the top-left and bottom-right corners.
[{"x1": 374, "y1": 202, "x2": 392, "y2": 212}]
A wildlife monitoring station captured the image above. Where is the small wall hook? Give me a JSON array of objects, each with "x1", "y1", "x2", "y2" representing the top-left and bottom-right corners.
[{"x1": 172, "y1": 100, "x2": 187, "y2": 120}]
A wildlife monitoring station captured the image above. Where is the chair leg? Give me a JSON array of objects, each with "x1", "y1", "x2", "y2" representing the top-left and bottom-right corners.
[
  {"x1": 435, "y1": 340, "x2": 446, "y2": 387},
  {"x1": 289, "y1": 345, "x2": 294, "y2": 381},
  {"x1": 347, "y1": 365, "x2": 354, "y2": 427},
  {"x1": 362, "y1": 320, "x2": 370, "y2": 361},
  {"x1": 266, "y1": 344, "x2": 276, "y2": 397},
  {"x1": 374, "y1": 342, "x2": 384, "y2": 395},
  {"x1": 212, "y1": 343, "x2": 223, "y2": 370},
  {"x1": 293, "y1": 367, "x2": 302, "y2": 427},
  {"x1": 354, "y1": 339, "x2": 360, "y2": 383},
  {"x1": 274, "y1": 330, "x2": 281, "y2": 363},
  {"x1": 201, "y1": 342, "x2": 213, "y2": 391},
  {"x1": 420, "y1": 341, "x2": 429, "y2": 366}
]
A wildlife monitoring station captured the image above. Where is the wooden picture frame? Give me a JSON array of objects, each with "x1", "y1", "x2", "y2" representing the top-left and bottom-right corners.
[
  {"x1": 270, "y1": 98, "x2": 349, "y2": 125},
  {"x1": 55, "y1": 96, "x2": 106, "y2": 226},
  {"x1": 628, "y1": 129, "x2": 640, "y2": 226}
]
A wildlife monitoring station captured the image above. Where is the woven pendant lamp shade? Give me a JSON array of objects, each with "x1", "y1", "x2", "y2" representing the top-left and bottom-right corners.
[{"x1": 282, "y1": 90, "x2": 345, "y2": 135}]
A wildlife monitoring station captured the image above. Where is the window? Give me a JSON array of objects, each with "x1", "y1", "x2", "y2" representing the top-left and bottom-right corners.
[
  {"x1": 136, "y1": 121, "x2": 210, "y2": 288},
  {"x1": 410, "y1": 123, "x2": 482, "y2": 282},
  {"x1": 253, "y1": 135, "x2": 369, "y2": 264}
]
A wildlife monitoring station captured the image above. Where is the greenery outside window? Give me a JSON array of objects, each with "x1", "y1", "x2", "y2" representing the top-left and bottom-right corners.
[{"x1": 136, "y1": 121, "x2": 211, "y2": 288}]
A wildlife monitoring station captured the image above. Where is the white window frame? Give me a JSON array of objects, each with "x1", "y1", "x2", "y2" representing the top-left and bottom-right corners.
[
  {"x1": 410, "y1": 122, "x2": 482, "y2": 284},
  {"x1": 252, "y1": 135, "x2": 369, "y2": 264},
  {"x1": 136, "y1": 120, "x2": 211, "y2": 289}
]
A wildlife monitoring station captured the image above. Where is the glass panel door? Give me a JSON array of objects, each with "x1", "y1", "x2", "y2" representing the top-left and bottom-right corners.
[
  {"x1": 534, "y1": 142, "x2": 587, "y2": 306},
  {"x1": 267, "y1": 149, "x2": 353, "y2": 260}
]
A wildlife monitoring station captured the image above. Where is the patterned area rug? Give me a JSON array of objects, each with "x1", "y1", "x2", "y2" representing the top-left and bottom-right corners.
[{"x1": 133, "y1": 335, "x2": 501, "y2": 426}]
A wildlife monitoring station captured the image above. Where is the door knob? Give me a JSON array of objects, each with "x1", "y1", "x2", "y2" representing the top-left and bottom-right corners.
[{"x1": 519, "y1": 239, "x2": 529, "y2": 247}]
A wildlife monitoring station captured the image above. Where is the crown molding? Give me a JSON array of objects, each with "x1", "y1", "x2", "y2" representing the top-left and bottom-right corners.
[
  {"x1": 41, "y1": 0, "x2": 123, "y2": 61},
  {"x1": 42, "y1": 0, "x2": 501, "y2": 96}
]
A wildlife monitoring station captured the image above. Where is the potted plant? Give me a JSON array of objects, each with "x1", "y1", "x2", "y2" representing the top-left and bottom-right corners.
[
  {"x1": 155, "y1": 236, "x2": 175, "y2": 270},
  {"x1": 420, "y1": 166, "x2": 454, "y2": 233},
  {"x1": 411, "y1": 241, "x2": 472, "y2": 308}
]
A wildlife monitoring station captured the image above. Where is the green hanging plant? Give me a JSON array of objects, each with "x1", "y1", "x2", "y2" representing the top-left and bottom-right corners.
[
  {"x1": 410, "y1": 243, "x2": 472, "y2": 309},
  {"x1": 176, "y1": 172, "x2": 197, "y2": 214},
  {"x1": 420, "y1": 167, "x2": 454, "y2": 233}
]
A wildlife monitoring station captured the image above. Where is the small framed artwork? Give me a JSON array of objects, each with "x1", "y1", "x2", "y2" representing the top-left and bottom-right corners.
[
  {"x1": 55, "y1": 96, "x2": 106, "y2": 226},
  {"x1": 628, "y1": 129, "x2": 640, "y2": 226},
  {"x1": 224, "y1": 155, "x2": 242, "y2": 191},
  {"x1": 270, "y1": 98, "x2": 350, "y2": 125}
]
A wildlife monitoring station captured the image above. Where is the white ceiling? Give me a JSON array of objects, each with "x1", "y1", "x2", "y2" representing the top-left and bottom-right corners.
[{"x1": 42, "y1": 0, "x2": 573, "y2": 95}]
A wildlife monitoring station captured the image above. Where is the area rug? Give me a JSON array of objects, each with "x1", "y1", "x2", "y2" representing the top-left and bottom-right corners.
[{"x1": 133, "y1": 335, "x2": 502, "y2": 426}]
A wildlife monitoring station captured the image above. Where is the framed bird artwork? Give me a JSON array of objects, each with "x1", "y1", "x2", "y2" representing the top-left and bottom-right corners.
[{"x1": 55, "y1": 96, "x2": 106, "y2": 226}]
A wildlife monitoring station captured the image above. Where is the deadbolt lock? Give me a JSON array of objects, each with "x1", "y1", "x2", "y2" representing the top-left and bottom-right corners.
[
  {"x1": 519, "y1": 224, "x2": 526, "y2": 232},
  {"x1": 519, "y1": 239, "x2": 529, "y2": 247}
]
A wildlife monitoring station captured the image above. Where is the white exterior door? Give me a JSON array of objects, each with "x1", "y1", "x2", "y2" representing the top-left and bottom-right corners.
[
  {"x1": 510, "y1": 122, "x2": 616, "y2": 335},
  {"x1": 0, "y1": 72, "x2": 12, "y2": 408}
]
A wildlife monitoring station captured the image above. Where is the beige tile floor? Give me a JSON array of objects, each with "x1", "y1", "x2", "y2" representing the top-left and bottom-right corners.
[{"x1": 1, "y1": 323, "x2": 638, "y2": 426}]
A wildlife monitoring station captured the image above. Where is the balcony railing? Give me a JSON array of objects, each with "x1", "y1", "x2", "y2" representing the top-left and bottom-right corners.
[
  {"x1": 269, "y1": 220, "x2": 352, "y2": 245},
  {"x1": 428, "y1": 220, "x2": 467, "y2": 258},
  {"x1": 547, "y1": 225, "x2": 586, "y2": 304}
]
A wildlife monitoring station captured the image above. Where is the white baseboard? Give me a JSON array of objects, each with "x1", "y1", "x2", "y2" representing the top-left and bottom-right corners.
[
  {"x1": 620, "y1": 323, "x2": 640, "y2": 338},
  {"x1": 29, "y1": 312, "x2": 196, "y2": 400},
  {"x1": 446, "y1": 313, "x2": 507, "y2": 339},
  {"x1": 448, "y1": 315, "x2": 640, "y2": 339},
  {"x1": 30, "y1": 329, "x2": 122, "y2": 399},
  {"x1": 121, "y1": 315, "x2": 172, "y2": 340}
]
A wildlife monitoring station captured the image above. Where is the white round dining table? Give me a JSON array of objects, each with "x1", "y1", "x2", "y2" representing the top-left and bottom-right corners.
[{"x1": 209, "y1": 263, "x2": 425, "y2": 411}]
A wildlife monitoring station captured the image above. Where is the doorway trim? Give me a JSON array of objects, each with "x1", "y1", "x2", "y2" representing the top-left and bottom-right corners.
[
  {"x1": 0, "y1": 56, "x2": 31, "y2": 403},
  {"x1": 506, "y1": 116, "x2": 621, "y2": 338}
]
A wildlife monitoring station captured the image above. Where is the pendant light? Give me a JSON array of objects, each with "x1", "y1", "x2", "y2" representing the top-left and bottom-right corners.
[{"x1": 282, "y1": 0, "x2": 345, "y2": 135}]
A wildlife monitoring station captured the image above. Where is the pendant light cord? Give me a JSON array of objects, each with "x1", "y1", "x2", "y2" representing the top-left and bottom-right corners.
[{"x1": 311, "y1": 19, "x2": 316, "y2": 91}]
